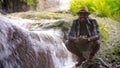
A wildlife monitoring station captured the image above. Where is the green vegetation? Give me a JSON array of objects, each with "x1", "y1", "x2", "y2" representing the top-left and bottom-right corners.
[
  {"x1": 103, "y1": 43, "x2": 120, "y2": 63},
  {"x1": 24, "y1": 0, "x2": 35, "y2": 5},
  {"x1": 110, "y1": 43, "x2": 120, "y2": 62},
  {"x1": 99, "y1": 22, "x2": 108, "y2": 42},
  {"x1": 70, "y1": 0, "x2": 120, "y2": 17},
  {"x1": 8, "y1": 11, "x2": 73, "y2": 20}
]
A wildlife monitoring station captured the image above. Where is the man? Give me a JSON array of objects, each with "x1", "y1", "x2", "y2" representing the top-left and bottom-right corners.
[{"x1": 65, "y1": 6, "x2": 100, "y2": 67}]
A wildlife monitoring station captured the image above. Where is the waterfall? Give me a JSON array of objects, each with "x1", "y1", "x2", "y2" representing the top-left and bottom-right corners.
[
  {"x1": 59, "y1": 0, "x2": 70, "y2": 10},
  {"x1": 36, "y1": 0, "x2": 70, "y2": 11},
  {"x1": 31, "y1": 29, "x2": 75, "y2": 68},
  {"x1": 0, "y1": 16, "x2": 75, "y2": 68}
]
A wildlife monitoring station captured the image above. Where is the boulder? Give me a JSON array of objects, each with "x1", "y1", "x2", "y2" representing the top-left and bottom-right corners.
[{"x1": 77, "y1": 58, "x2": 109, "y2": 68}]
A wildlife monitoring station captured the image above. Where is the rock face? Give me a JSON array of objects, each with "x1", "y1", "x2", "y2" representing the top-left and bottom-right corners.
[
  {"x1": 0, "y1": 16, "x2": 55, "y2": 68},
  {"x1": 80, "y1": 58, "x2": 109, "y2": 68},
  {"x1": 28, "y1": 20, "x2": 70, "y2": 40}
]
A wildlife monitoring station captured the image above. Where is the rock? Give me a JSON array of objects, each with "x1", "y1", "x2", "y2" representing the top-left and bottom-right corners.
[
  {"x1": 29, "y1": 19, "x2": 70, "y2": 40},
  {"x1": 30, "y1": 20, "x2": 70, "y2": 29},
  {"x1": 78, "y1": 58, "x2": 109, "y2": 68}
]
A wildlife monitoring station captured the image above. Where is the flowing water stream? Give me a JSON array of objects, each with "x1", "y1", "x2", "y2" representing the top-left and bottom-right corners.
[
  {"x1": 0, "y1": 16, "x2": 76, "y2": 68},
  {"x1": 36, "y1": 0, "x2": 70, "y2": 10},
  {"x1": 31, "y1": 30, "x2": 75, "y2": 68},
  {"x1": 59, "y1": 0, "x2": 70, "y2": 10}
]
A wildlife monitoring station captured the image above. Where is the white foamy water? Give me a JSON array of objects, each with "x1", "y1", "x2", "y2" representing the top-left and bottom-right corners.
[
  {"x1": 36, "y1": 0, "x2": 70, "y2": 10},
  {"x1": 0, "y1": 16, "x2": 76, "y2": 68},
  {"x1": 31, "y1": 29, "x2": 76, "y2": 68},
  {"x1": 59, "y1": 0, "x2": 70, "y2": 10}
]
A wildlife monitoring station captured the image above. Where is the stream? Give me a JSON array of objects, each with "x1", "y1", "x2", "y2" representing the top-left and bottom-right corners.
[{"x1": 0, "y1": 16, "x2": 76, "y2": 68}]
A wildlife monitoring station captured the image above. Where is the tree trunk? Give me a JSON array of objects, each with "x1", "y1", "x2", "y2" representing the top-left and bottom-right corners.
[{"x1": 0, "y1": 0, "x2": 30, "y2": 13}]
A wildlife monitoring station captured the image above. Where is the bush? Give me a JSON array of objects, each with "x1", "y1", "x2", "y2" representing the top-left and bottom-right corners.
[
  {"x1": 24, "y1": 0, "x2": 35, "y2": 5},
  {"x1": 70, "y1": 0, "x2": 120, "y2": 17},
  {"x1": 99, "y1": 22, "x2": 108, "y2": 42}
]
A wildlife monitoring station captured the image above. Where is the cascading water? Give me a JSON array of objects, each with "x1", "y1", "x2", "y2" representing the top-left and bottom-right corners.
[
  {"x1": 59, "y1": 0, "x2": 70, "y2": 10},
  {"x1": 0, "y1": 16, "x2": 76, "y2": 68},
  {"x1": 31, "y1": 29, "x2": 76, "y2": 68},
  {"x1": 36, "y1": 0, "x2": 70, "y2": 10}
]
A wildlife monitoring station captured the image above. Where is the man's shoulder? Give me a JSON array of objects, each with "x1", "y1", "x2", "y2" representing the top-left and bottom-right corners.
[
  {"x1": 73, "y1": 18, "x2": 79, "y2": 22},
  {"x1": 88, "y1": 17, "x2": 97, "y2": 21},
  {"x1": 71, "y1": 18, "x2": 79, "y2": 25},
  {"x1": 88, "y1": 17, "x2": 98, "y2": 25}
]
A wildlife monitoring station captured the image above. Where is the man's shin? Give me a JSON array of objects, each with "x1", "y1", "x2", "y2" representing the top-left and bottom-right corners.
[
  {"x1": 65, "y1": 40, "x2": 83, "y2": 58},
  {"x1": 89, "y1": 40, "x2": 100, "y2": 59}
]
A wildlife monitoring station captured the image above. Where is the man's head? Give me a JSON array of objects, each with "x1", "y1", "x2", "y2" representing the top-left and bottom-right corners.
[{"x1": 77, "y1": 6, "x2": 90, "y2": 21}]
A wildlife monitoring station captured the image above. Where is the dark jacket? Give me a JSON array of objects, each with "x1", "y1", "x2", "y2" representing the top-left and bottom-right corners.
[{"x1": 67, "y1": 17, "x2": 100, "y2": 41}]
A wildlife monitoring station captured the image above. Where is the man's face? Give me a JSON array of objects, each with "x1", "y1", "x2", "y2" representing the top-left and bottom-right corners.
[{"x1": 78, "y1": 12, "x2": 89, "y2": 21}]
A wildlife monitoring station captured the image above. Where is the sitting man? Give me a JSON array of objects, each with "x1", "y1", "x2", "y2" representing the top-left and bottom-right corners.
[{"x1": 65, "y1": 6, "x2": 100, "y2": 67}]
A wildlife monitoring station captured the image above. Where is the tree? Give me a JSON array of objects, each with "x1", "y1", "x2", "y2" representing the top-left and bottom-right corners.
[{"x1": 0, "y1": 0, "x2": 35, "y2": 13}]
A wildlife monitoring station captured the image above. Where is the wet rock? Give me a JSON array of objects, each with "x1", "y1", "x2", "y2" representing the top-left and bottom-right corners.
[
  {"x1": 29, "y1": 19, "x2": 70, "y2": 40},
  {"x1": 78, "y1": 58, "x2": 109, "y2": 68}
]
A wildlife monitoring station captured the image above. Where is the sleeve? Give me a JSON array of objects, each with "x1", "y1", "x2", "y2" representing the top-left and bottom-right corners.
[
  {"x1": 67, "y1": 20, "x2": 76, "y2": 40},
  {"x1": 93, "y1": 19, "x2": 100, "y2": 39}
]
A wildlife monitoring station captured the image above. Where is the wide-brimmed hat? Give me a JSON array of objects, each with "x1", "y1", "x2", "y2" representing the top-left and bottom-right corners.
[{"x1": 77, "y1": 6, "x2": 90, "y2": 15}]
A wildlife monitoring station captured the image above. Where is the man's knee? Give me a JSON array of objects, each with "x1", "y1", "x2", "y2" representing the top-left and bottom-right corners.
[
  {"x1": 65, "y1": 40, "x2": 83, "y2": 57},
  {"x1": 65, "y1": 40, "x2": 69, "y2": 47},
  {"x1": 65, "y1": 40, "x2": 71, "y2": 50},
  {"x1": 93, "y1": 40, "x2": 101, "y2": 46},
  {"x1": 91, "y1": 40, "x2": 100, "y2": 49},
  {"x1": 65, "y1": 39, "x2": 74, "y2": 44},
  {"x1": 90, "y1": 40, "x2": 100, "y2": 54}
]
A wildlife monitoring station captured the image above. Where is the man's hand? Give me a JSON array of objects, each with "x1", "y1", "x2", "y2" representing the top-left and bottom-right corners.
[
  {"x1": 74, "y1": 36, "x2": 88, "y2": 45},
  {"x1": 88, "y1": 35, "x2": 99, "y2": 42}
]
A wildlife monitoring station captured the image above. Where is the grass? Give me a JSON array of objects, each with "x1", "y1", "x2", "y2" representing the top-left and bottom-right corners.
[
  {"x1": 70, "y1": 0, "x2": 120, "y2": 18},
  {"x1": 99, "y1": 22, "x2": 108, "y2": 42},
  {"x1": 7, "y1": 10, "x2": 73, "y2": 20},
  {"x1": 24, "y1": 0, "x2": 35, "y2": 5}
]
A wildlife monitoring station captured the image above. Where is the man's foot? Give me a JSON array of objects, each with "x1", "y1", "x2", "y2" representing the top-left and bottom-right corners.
[
  {"x1": 88, "y1": 54, "x2": 94, "y2": 60},
  {"x1": 75, "y1": 57, "x2": 86, "y2": 67},
  {"x1": 76, "y1": 61, "x2": 82, "y2": 67}
]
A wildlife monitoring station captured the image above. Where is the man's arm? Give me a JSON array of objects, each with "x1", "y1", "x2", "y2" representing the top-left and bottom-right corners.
[
  {"x1": 67, "y1": 20, "x2": 77, "y2": 41},
  {"x1": 88, "y1": 19, "x2": 100, "y2": 42}
]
